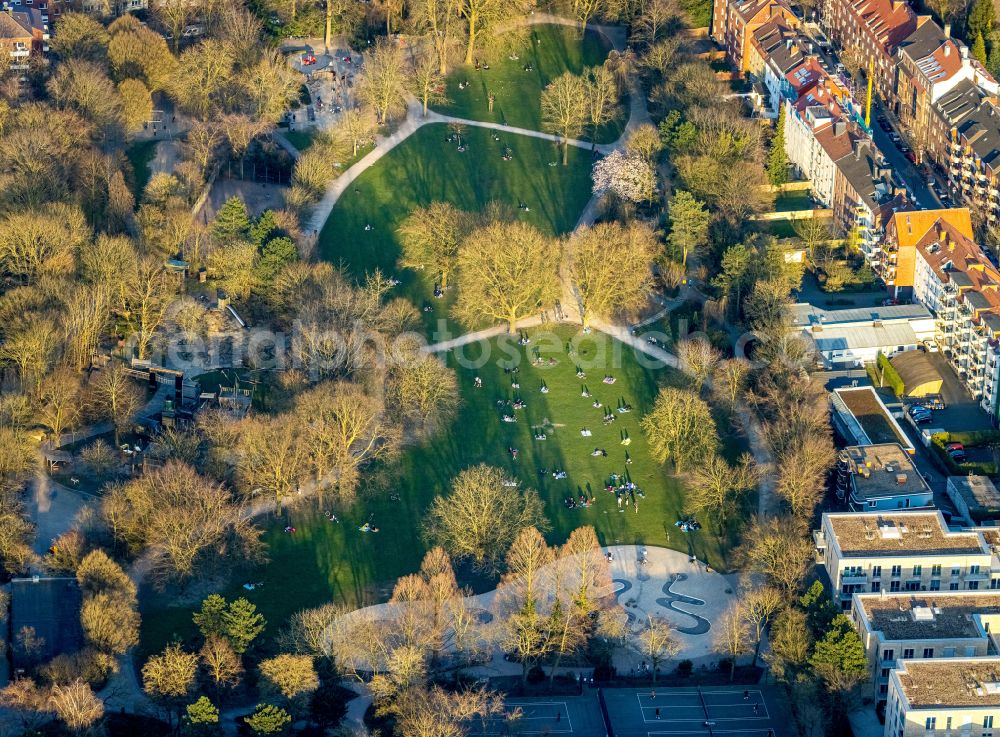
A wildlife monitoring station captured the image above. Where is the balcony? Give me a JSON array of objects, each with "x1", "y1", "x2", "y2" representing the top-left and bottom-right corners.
[
  {"x1": 842, "y1": 573, "x2": 868, "y2": 585},
  {"x1": 813, "y1": 530, "x2": 826, "y2": 553}
]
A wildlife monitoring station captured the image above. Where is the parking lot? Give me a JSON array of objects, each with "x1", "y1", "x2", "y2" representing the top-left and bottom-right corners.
[{"x1": 905, "y1": 352, "x2": 993, "y2": 432}]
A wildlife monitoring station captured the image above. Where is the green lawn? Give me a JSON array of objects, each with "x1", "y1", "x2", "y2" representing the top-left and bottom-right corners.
[
  {"x1": 140, "y1": 326, "x2": 733, "y2": 657},
  {"x1": 773, "y1": 190, "x2": 814, "y2": 212},
  {"x1": 283, "y1": 129, "x2": 317, "y2": 152},
  {"x1": 126, "y1": 140, "x2": 158, "y2": 203},
  {"x1": 318, "y1": 123, "x2": 595, "y2": 335},
  {"x1": 432, "y1": 24, "x2": 624, "y2": 143}
]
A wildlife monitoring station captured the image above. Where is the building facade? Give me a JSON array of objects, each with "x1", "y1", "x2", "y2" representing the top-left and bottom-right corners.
[
  {"x1": 813, "y1": 511, "x2": 994, "y2": 610},
  {"x1": 886, "y1": 658, "x2": 1000, "y2": 737},
  {"x1": 821, "y1": 0, "x2": 916, "y2": 104},
  {"x1": 711, "y1": 0, "x2": 796, "y2": 75},
  {"x1": 852, "y1": 590, "x2": 1000, "y2": 703}
]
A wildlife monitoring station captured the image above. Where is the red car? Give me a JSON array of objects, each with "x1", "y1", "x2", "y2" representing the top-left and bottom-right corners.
[
  {"x1": 905, "y1": 150, "x2": 917, "y2": 163},
  {"x1": 301, "y1": 55, "x2": 317, "y2": 65}
]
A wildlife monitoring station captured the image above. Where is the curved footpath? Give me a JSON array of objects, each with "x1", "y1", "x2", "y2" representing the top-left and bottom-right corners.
[{"x1": 302, "y1": 14, "x2": 637, "y2": 235}]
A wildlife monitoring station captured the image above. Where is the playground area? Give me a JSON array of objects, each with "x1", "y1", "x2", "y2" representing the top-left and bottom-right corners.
[{"x1": 606, "y1": 545, "x2": 738, "y2": 665}]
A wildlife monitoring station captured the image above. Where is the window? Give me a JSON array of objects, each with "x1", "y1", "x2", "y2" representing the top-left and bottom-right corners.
[
  {"x1": 967, "y1": 647, "x2": 978, "y2": 656},
  {"x1": 946, "y1": 717, "x2": 952, "y2": 730},
  {"x1": 930, "y1": 580, "x2": 941, "y2": 591},
  {"x1": 986, "y1": 716, "x2": 994, "y2": 728},
  {"x1": 883, "y1": 649, "x2": 895, "y2": 662},
  {"x1": 873, "y1": 565, "x2": 882, "y2": 577},
  {"x1": 906, "y1": 581, "x2": 921, "y2": 591},
  {"x1": 971, "y1": 581, "x2": 981, "y2": 590},
  {"x1": 972, "y1": 565, "x2": 982, "y2": 575},
  {"x1": 913, "y1": 565, "x2": 922, "y2": 576},
  {"x1": 872, "y1": 581, "x2": 881, "y2": 592},
  {"x1": 944, "y1": 647, "x2": 956, "y2": 657},
  {"x1": 892, "y1": 565, "x2": 902, "y2": 577},
  {"x1": 881, "y1": 668, "x2": 890, "y2": 678},
  {"x1": 903, "y1": 648, "x2": 914, "y2": 658},
  {"x1": 926, "y1": 717, "x2": 937, "y2": 730},
  {"x1": 951, "y1": 582, "x2": 960, "y2": 590},
  {"x1": 953, "y1": 567, "x2": 961, "y2": 576},
  {"x1": 891, "y1": 580, "x2": 901, "y2": 592},
  {"x1": 923, "y1": 648, "x2": 934, "y2": 658},
  {"x1": 991, "y1": 577, "x2": 1000, "y2": 589}
]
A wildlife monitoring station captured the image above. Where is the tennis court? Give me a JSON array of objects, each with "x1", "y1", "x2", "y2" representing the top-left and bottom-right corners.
[
  {"x1": 602, "y1": 686, "x2": 791, "y2": 737},
  {"x1": 469, "y1": 694, "x2": 607, "y2": 737}
]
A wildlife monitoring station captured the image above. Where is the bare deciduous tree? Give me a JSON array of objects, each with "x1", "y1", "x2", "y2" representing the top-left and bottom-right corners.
[
  {"x1": 715, "y1": 601, "x2": 750, "y2": 681},
  {"x1": 737, "y1": 516, "x2": 812, "y2": 594},
  {"x1": 541, "y1": 73, "x2": 589, "y2": 165},
  {"x1": 741, "y1": 584, "x2": 783, "y2": 667},
  {"x1": 567, "y1": 221, "x2": 659, "y2": 328},
  {"x1": 712, "y1": 358, "x2": 751, "y2": 410},
  {"x1": 775, "y1": 434, "x2": 835, "y2": 520},
  {"x1": 356, "y1": 39, "x2": 410, "y2": 124},
  {"x1": 455, "y1": 221, "x2": 560, "y2": 331},
  {"x1": 640, "y1": 387, "x2": 718, "y2": 472},
  {"x1": 426, "y1": 465, "x2": 548, "y2": 572},
  {"x1": 676, "y1": 337, "x2": 721, "y2": 391},
  {"x1": 496, "y1": 527, "x2": 557, "y2": 684},
  {"x1": 397, "y1": 202, "x2": 469, "y2": 288},
  {"x1": 686, "y1": 452, "x2": 758, "y2": 530},
  {"x1": 636, "y1": 614, "x2": 680, "y2": 683},
  {"x1": 48, "y1": 680, "x2": 104, "y2": 732}
]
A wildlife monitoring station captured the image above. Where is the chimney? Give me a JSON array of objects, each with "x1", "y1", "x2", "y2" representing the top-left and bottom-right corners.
[
  {"x1": 944, "y1": 22, "x2": 951, "y2": 37},
  {"x1": 834, "y1": 120, "x2": 847, "y2": 136},
  {"x1": 945, "y1": 43, "x2": 951, "y2": 57}
]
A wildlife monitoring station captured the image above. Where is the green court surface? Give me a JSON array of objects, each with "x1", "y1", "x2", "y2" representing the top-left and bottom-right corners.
[
  {"x1": 126, "y1": 140, "x2": 157, "y2": 203},
  {"x1": 432, "y1": 24, "x2": 625, "y2": 142}
]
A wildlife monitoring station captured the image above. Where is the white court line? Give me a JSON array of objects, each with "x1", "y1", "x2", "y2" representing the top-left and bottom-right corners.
[
  {"x1": 646, "y1": 729, "x2": 767, "y2": 737},
  {"x1": 490, "y1": 700, "x2": 573, "y2": 734},
  {"x1": 647, "y1": 730, "x2": 774, "y2": 736}
]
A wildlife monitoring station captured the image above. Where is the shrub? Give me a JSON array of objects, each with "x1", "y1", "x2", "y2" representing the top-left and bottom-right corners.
[
  {"x1": 676, "y1": 659, "x2": 694, "y2": 677},
  {"x1": 874, "y1": 352, "x2": 905, "y2": 398}
]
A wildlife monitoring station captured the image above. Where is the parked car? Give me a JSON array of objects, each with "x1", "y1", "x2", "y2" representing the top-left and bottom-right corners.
[
  {"x1": 879, "y1": 121, "x2": 893, "y2": 132},
  {"x1": 946, "y1": 442, "x2": 966, "y2": 462},
  {"x1": 890, "y1": 132, "x2": 902, "y2": 142}
]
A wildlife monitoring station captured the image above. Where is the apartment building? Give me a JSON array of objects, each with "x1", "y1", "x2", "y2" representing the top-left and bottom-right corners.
[
  {"x1": 886, "y1": 657, "x2": 1000, "y2": 737},
  {"x1": 747, "y1": 17, "x2": 799, "y2": 84},
  {"x1": 836, "y1": 443, "x2": 934, "y2": 511},
  {"x1": 935, "y1": 90, "x2": 1000, "y2": 228},
  {"x1": 878, "y1": 208, "x2": 974, "y2": 296},
  {"x1": 821, "y1": 0, "x2": 916, "y2": 104},
  {"x1": 909, "y1": 217, "x2": 1000, "y2": 415},
  {"x1": 853, "y1": 591, "x2": 1000, "y2": 702},
  {"x1": 0, "y1": 4, "x2": 48, "y2": 68},
  {"x1": 813, "y1": 511, "x2": 994, "y2": 611},
  {"x1": 711, "y1": 0, "x2": 795, "y2": 75},
  {"x1": 892, "y1": 20, "x2": 998, "y2": 161},
  {"x1": 831, "y1": 138, "x2": 904, "y2": 252}
]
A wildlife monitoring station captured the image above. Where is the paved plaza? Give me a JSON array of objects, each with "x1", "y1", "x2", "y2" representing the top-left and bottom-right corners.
[{"x1": 606, "y1": 545, "x2": 741, "y2": 665}]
